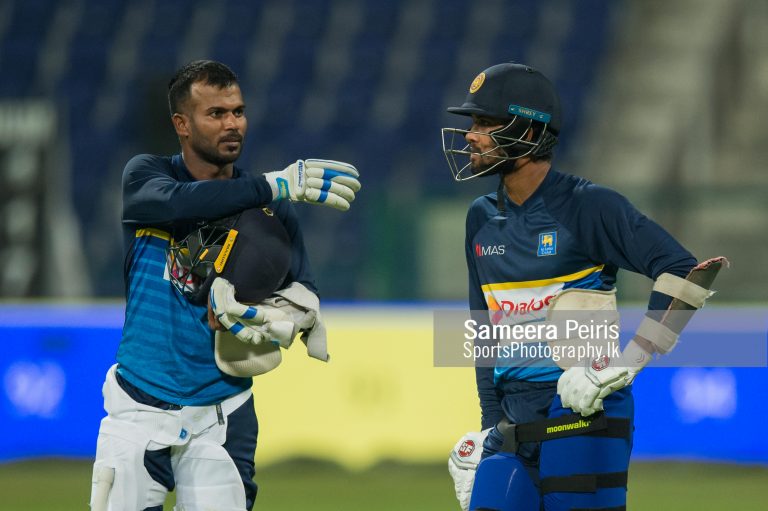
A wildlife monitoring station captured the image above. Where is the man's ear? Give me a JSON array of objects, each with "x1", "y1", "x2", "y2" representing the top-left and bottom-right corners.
[
  {"x1": 172, "y1": 113, "x2": 189, "y2": 137},
  {"x1": 524, "y1": 123, "x2": 535, "y2": 142}
]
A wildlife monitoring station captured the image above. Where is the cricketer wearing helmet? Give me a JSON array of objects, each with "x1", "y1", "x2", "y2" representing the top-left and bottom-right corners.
[
  {"x1": 90, "y1": 60, "x2": 361, "y2": 511},
  {"x1": 443, "y1": 63, "x2": 726, "y2": 511}
]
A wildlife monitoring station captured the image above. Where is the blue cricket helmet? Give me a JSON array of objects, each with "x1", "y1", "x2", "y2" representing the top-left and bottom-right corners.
[{"x1": 442, "y1": 63, "x2": 561, "y2": 181}]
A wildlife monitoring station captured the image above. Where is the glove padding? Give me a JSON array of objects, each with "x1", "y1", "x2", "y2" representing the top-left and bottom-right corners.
[
  {"x1": 264, "y1": 159, "x2": 361, "y2": 211},
  {"x1": 448, "y1": 429, "x2": 489, "y2": 511},
  {"x1": 272, "y1": 281, "x2": 329, "y2": 362},
  {"x1": 210, "y1": 277, "x2": 327, "y2": 362},
  {"x1": 211, "y1": 279, "x2": 325, "y2": 377},
  {"x1": 209, "y1": 277, "x2": 296, "y2": 346},
  {"x1": 558, "y1": 340, "x2": 650, "y2": 416}
]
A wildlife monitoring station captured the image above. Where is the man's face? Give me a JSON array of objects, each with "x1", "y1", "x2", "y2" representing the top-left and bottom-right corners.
[
  {"x1": 176, "y1": 82, "x2": 247, "y2": 166},
  {"x1": 464, "y1": 115, "x2": 507, "y2": 173}
]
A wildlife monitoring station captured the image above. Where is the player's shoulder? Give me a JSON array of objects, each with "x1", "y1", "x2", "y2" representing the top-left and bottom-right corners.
[
  {"x1": 465, "y1": 192, "x2": 499, "y2": 235},
  {"x1": 123, "y1": 153, "x2": 173, "y2": 175},
  {"x1": 574, "y1": 183, "x2": 631, "y2": 213},
  {"x1": 125, "y1": 153, "x2": 170, "y2": 168},
  {"x1": 468, "y1": 192, "x2": 498, "y2": 216},
  {"x1": 547, "y1": 169, "x2": 629, "y2": 209}
]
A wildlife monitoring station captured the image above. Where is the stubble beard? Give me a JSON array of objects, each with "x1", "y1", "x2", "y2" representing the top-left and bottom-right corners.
[
  {"x1": 469, "y1": 148, "x2": 501, "y2": 175},
  {"x1": 193, "y1": 139, "x2": 241, "y2": 167}
]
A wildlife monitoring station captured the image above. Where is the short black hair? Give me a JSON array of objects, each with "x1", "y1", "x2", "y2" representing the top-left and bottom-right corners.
[{"x1": 167, "y1": 60, "x2": 239, "y2": 115}]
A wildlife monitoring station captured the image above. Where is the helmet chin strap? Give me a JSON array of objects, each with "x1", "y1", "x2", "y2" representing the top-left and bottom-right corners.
[
  {"x1": 494, "y1": 156, "x2": 523, "y2": 216},
  {"x1": 496, "y1": 176, "x2": 506, "y2": 216}
]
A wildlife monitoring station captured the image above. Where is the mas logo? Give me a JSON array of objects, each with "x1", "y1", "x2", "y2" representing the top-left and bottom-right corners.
[
  {"x1": 475, "y1": 243, "x2": 505, "y2": 257},
  {"x1": 537, "y1": 231, "x2": 557, "y2": 257}
]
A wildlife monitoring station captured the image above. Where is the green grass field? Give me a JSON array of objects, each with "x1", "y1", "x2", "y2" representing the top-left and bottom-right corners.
[{"x1": 0, "y1": 458, "x2": 766, "y2": 510}]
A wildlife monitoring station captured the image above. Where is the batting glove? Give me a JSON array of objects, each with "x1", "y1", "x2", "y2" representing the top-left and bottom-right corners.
[
  {"x1": 264, "y1": 159, "x2": 361, "y2": 211},
  {"x1": 209, "y1": 277, "x2": 295, "y2": 346},
  {"x1": 448, "y1": 429, "x2": 489, "y2": 511},
  {"x1": 558, "y1": 340, "x2": 651, "y2": 416}
]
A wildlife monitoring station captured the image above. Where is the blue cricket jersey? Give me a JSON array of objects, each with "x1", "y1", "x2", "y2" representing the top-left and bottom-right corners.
[
  {"x1": 466, "y1": 169, "x2": 696, "y2": 429},
  {"x1": 116, "y1": 153, "x2": 317, "y2": 406}
]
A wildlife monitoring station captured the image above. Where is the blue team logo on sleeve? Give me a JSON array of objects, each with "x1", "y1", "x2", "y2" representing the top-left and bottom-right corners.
[{"x1": 537, "y1": 231, "x2": 557, "y2": 256}]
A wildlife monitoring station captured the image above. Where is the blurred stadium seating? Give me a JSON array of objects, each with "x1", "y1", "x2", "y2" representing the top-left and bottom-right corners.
[
  {"x1": 0, "y1": 0, "x2": 622, "y2": 299},
  {"x1": 1, "y1": 0, "x2": 766, "y2": 301}
]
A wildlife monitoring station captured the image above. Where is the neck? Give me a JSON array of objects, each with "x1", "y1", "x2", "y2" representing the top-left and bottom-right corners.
[
  {"x1": 180, "y1": 149, "x2": 233, "y2": 180},
  {"x1": 502, "y1": 158, "x2": 551, "y2": 206}
]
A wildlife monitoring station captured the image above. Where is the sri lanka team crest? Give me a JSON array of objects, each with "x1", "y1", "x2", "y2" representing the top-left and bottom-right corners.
[
  {"x1": 469, "y1": 72, "x2": 485, "y2": 93},
  {"x1": 537, "y1": 231, "x2": 557, "y2": 257}
]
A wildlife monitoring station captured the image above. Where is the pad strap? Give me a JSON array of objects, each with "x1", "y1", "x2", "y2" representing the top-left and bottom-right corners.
[
  {"x1": 540, "y1": 471, "x2": 628, "y2": 494},
  {"x1": 498, "y1": 414, "x2": 630, "y2": 454},
  {"x1": 635, "y1": 316, "x2": 679, "y2": 354},
  {"x1": 653, "y1": 273, "x2": 714, "y2": 309}
]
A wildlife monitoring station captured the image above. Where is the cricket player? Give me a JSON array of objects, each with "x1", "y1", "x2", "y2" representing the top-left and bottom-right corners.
[
  {"x1": 89, "y1": 60, "x2": 360, "y2": 511},
  {"x1": 443, "y1": 63, "x2": 725, "y2": 511}
]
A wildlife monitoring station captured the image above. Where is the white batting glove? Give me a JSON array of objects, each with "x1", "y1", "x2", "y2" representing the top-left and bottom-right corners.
[
  {"x1": 448, "y1": 429, "x2": 489, "y2": 511},
  {"x1": 209, "y1": 277, "x2": 294, "y2": 345},
  {"x1": 558, "y1": 341, "x2": 651, "y2": 416},
  {"x1": 264, "y1": 159, "x2": 361, "y2": 211},
  {"x1": 210, "y1": 278, "x2": 289, "y2": 325}
]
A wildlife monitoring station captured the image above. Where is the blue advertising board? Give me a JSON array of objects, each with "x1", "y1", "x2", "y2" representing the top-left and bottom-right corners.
[
  {"x1": 0, "y1": 305, "x2": 122, "y2": 460},
  {"x1": 0, "y1": 305, "x2": 766, "y2": 464}
]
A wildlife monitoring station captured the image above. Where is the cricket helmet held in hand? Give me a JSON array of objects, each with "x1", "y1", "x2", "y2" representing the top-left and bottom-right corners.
[{"x1": 167, "y1": 207, "x2": 292, "y2": 305}]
